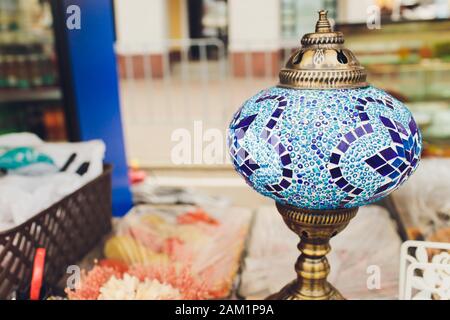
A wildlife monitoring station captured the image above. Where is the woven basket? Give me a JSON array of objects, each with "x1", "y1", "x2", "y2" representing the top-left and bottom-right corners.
[{"x1": 0, "y1": 165, "x2": 112, "y2": 299}]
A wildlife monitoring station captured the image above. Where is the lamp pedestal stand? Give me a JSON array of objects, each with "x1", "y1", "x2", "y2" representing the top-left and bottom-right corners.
[{"x1": 266, "y1": 203, "x2": 358, "y2": 300}]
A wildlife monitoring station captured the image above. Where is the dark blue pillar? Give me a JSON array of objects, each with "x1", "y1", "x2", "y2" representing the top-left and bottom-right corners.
[{"x1": 59, "y1": 0, "x2": 132, "y2": 215}]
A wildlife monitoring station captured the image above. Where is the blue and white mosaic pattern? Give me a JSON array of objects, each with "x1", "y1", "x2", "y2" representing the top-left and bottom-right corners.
[{"x1": 227, "y1": 86, "x2": 422, "y2": 209}]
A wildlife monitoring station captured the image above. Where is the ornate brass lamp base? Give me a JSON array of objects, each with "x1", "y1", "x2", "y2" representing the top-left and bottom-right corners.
[{"x1": 266, "y1": 202, "x2": 358, "y2": 300}]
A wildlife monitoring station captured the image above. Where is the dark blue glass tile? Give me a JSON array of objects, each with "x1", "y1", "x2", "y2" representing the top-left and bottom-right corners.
[
  {"x1": 380, "y1": 147, "x2": 397, "y2": 161},
  {"x1": 415, "y1": 144, "x2": 420, "y2": 155},
  {"x1": 389, "y1": 130, "x2": 402, "y2": 144},
  {"x1": 280, "y1": 179, "x2": 291, "y2": 189},
  {"x1": 359, "y1": 112, "x2": 369, "y2": 121},
  {"x1": 353, "y1": 188, "x2": 363, "y2": 195},
  {"x1": 240, "y1": 164, "x2": 252, "y2": 177},
  {"x1": 336, "y1": 178, "x2": 348, "y2": 188},
  {"x1": 273, "y1": 184, "x2": 283, "y2": 192},
  {"x1": 345, "y1": 132, "x2": 356, "y2": 144},
  {"x1": 343, "y1": 184, "x2": 354, "y2": 192},
  {"x1": 330, "y1": 167, "x2": 343, "y2": 179},
  {"x1": 363, "y1": 123, "x2": 374, "y2": 133},
  {"x1": 355, "y1": 126, "x2": 365, "y2": 137},
  {"x1": 272, "y1": 108, "x2": 283, "y2": 118},
  {"x1": 395, "y1": 121, "x2": 408, "y2": 136},
  {"x1": 357, "y1": 98, "x2": 367, "y2": 105},
  {"x1": 276, "y1": 96, "x2": 285, "y2": 101},
  {"x1": 402, "y1": 139, "x2": 410, "y2": 150},
  {"x1": 279, "y1": 101, "x2": 287, "y2": 107},
  {"x1": 337, "y1": 141, "x2": 349, "y2": 153},
  {"x1": 405, "y1": 150, "x2": 412, "y2": 162},
  {"x1": 281, "y1": 154, "x2": 292, "y2": 165},
  {"x1": 396, "y1": 146, "x2": 405, "y2": 158},
  {"x1": 245, "y1": 159, "x2": 260, "y2": 171},
  {"x1": 365, "y1": 154, "x2": 385, "y2": 169},
  {"x1": 283, "y1": 169, "x2": 293, "y2": 178},
  {"x1": 267, "y1": 119, "x2": 276, "y2": 129},
  {"x1": 379, "y1": 116, "x2": 395, "y2": 129},
  {"x1": 365, "y1": 97, "x2": 375, "y2": 102},
  {"x1": 392, "y1": 158, "x2": 403, "y2": 167},
  {"x1": 409, "y1": 118, "x2": 418, "y2": 134},
  {"x1": 265, "y1": 185, "x2": 274, "y2": 191},
  {"x1": 235, "y1": 114, "x2": 257, "y2": 129},
  {"x1": 330, "y1": 153, "x2": 341, "y2": 164},
  {"x1": 273, "y1": 192, "x2": 283, "y2": 198},
  {"x1": 398, "y1": 162, "x2": 407, "y2": 172},
  {"x1": 374, "y1": 182, "x2": 392, "y2": 194},
  {"x1": 377, "y1": 164, "x2": 395, "y2": 176},
  {"x1": 389, "y1": 171, "x2": 400, "y2": 179},
  {"x1": 355, "y1": 105, "x2": 365, "y2": 111}
]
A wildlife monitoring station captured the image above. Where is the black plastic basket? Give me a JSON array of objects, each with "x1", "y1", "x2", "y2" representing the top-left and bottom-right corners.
[{"x1": 0, "y1": 165, "x2": 112, "y2": 299}]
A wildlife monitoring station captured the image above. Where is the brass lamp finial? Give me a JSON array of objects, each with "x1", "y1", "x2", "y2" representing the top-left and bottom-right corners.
[
  {"x1": 316, "y1": 10, "x2": 332, "y2": 33},
  {"x1": 278, "y1": 9, "x2": 368, "y2": 89}
]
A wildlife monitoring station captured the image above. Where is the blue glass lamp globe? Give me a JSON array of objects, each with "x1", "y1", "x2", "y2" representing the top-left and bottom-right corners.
[
  {"x1": 227, "y1": 86, "x2": 421, "y2": 209},
  {"x1": 227, "y1": 16, "x2": 421, "y2": 211}
]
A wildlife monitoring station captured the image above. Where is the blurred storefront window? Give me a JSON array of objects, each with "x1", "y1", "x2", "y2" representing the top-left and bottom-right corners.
[
  {"x1": 0, "y1": 0, "x2": 66, "y2": 140},
  {"x1": 281, "y1": 0, "x2": 337, "y2": 39}
]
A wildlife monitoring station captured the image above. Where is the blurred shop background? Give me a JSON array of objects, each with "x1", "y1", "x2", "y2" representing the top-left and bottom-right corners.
[{"x1": 0, "y1": 0, "x2": 450, "y2": 211}]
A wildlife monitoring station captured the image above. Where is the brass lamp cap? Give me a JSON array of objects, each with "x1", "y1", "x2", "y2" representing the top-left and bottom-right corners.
[{"x1": 279, "y1": 10, "x2": 368, "y2": 89}]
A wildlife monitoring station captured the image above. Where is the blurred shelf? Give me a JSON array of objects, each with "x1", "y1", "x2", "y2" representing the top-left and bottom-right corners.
[
  {"x1": 0, "y1": 88, "x2": 62, "y2": 104},
  {"x1": 363, "y1": 60, "x2": 450, "y2": 102},
  {"x1": 366, "y1": 60, "x2": 450, "y2": 72},
  {"x1": 337, "y1": 18, "x2": 450, "y2": 33}
]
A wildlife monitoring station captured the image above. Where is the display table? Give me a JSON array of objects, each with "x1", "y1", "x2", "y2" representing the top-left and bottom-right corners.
[
  {"x1": 58, "y1": 203, "x2": 405, "y2": 300},
  {"x1": 239, "y1": 205, "x2": 402, "y2": 300}
]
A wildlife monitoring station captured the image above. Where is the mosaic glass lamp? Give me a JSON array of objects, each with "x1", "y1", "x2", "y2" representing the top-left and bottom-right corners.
[{"x1": 227, "y1": 11, "x2": 422, "y2": 300}]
